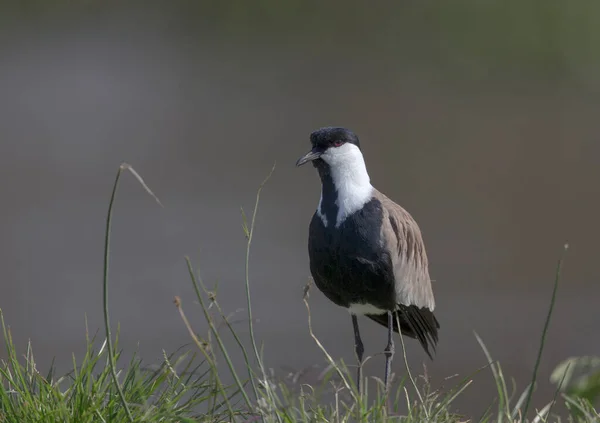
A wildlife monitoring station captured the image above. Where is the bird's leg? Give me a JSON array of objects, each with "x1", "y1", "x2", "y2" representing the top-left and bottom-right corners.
[
  {"x1": 383, "y1": 311, "x2": 395, "y2": 397},
  {"x1": 351, "y1": 314, "x2": 364, "y2": 396}
]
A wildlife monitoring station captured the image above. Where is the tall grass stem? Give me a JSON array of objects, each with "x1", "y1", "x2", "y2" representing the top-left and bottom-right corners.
[
  {"x1": 521, "y1": 243, "x2": 569, "y2": 419},
  {"x1": 102, "y1": 163, "x2": 162, "y2": 423}
]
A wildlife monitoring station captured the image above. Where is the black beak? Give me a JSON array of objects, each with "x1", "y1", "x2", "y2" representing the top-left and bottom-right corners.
[{"x1": 296, "y1": 148, "x2": 322, "y2": 167}]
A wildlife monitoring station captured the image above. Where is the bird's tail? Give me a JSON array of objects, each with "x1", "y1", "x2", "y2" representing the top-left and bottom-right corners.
[{"x1": 366, "y1": 305, "x2": 440, "y2": 360}]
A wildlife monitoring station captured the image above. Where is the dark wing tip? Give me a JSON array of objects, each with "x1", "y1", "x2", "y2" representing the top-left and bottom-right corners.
[
  {"x1": 399, "y1": 305, "x2": 440, "y2": 360},
  {"x1": 365, "y1": 305, "x2": 440, "y2": 360}
]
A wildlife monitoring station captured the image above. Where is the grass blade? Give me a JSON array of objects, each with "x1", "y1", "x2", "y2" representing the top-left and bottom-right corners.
[
  {"x1": 521, "y1": 243, "x2": 569, "y2": 419},
  {"x1": 102, "y1": 162, "x2": 162, "y2": 422},
  {"x1": 475, "y1": 332, "x2": 508, "y2": 423},
  {"x1": 242, "y1": 164, "x2": 279, "y2": 422},
  {"x1": 184, "y1": 258, "x2": 254, "y2": 410}
]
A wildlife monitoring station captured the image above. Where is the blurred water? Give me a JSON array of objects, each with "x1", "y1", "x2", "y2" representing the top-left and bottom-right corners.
[{"x1": 1, "y1": 2, "x2": 599, "y2": 417}]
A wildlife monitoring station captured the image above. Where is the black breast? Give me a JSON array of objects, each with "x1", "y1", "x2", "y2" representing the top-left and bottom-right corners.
[{"x1": 307, "y1": 198, "x2": 396, "y2": 310}]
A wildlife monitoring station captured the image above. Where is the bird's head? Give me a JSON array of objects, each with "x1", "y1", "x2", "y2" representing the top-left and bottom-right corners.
[{"x1": 296, "y1": 127, "x2": 362, "y2": 169}]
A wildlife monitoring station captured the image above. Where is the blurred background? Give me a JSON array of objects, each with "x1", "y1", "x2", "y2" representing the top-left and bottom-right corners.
[{"x1": 1, "y1": 0, "x2": 599, "y2": 417}]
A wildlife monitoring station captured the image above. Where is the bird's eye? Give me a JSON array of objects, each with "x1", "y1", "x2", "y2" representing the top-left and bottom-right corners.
[{"x1": 333, "y1": 140, "x2": 345, "y2": 147}]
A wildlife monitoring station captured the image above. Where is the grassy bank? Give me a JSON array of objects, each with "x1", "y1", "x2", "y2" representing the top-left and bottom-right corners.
[{"x1": 0, "y1": 164, "x2": 598, "y2": 422}]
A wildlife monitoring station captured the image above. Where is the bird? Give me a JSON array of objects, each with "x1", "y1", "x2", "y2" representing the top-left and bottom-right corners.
[{"x1": 296, "y1": 126, "x2": 439, "y2": 396}]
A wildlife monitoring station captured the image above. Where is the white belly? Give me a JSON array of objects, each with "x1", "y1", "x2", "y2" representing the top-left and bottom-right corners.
[{"x1": 347, "y1": 303, "x2": 388, "y2": 315}]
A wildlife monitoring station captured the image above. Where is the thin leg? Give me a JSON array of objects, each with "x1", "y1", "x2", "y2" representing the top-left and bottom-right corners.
[
  {"x1": 383, "y1": 311, "x2": 395, "y2": 396},
  {"x1": 351, "y1": 314, "x2": 364, "y2": 396}
]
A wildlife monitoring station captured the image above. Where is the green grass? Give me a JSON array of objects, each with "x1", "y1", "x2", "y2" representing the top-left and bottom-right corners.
[{"x1": 0, "y1": 163, "x2": 598, "y2": 422}]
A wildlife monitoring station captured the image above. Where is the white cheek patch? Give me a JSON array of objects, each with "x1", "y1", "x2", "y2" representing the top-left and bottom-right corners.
[{"x1": 321, "y1": 144, "x2": 373, "y2": 227}]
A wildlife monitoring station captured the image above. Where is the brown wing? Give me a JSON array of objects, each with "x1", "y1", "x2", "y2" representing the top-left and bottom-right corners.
[
  {"x1": 368, "y1": 189, "x2": 440, "y2": 358},
  {"x1": 373, "y1": 189, "x2": 435, "y2": 310}
]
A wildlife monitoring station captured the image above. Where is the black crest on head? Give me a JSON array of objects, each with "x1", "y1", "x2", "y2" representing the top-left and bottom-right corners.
[{"x1": 310, "y1": 127, "x2": 361, "y2": 150}]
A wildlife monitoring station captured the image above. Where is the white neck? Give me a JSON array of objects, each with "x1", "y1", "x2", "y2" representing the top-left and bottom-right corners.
[{"x1": 320, "y1": 143, "x2": 373, "y2": 227}]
